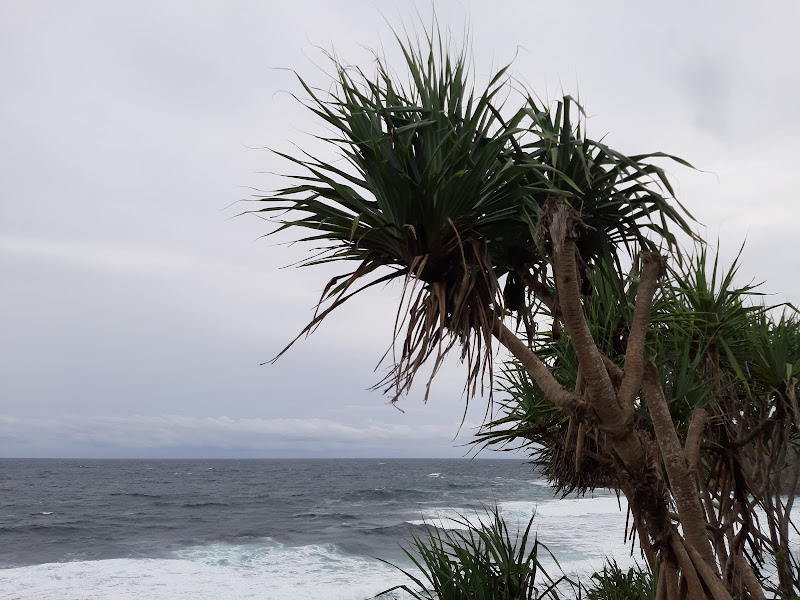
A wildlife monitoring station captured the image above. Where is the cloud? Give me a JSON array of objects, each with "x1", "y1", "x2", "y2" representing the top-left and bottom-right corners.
[
  {"x1": 679, "y1": 54, "x2": 733, "y2": 138},
  {"x1": 0, "y1": 235, "x2": 205, "y2": 274},
  {"x1": 2, "y1": 0, "x2": 799, "y2": 459},
  {"x1": 0, "y1": 414, "x2": 467, "y2": 457}
]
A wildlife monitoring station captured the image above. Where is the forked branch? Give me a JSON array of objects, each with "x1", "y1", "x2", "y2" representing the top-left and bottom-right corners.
[
  {"x1": 618, "y1": 252, "x2": 666, "y2": 413},
  {"x1": 643, "y1": 360, "x2": 717, "y2": 571},
  {"x1": 493, "y1": 320, "x2": 583, "y2": 415},
  {"x1": 548, "y1": 202, "x2": 619, "y2": 423}
]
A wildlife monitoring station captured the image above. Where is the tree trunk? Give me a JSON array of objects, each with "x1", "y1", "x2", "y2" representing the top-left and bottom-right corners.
[{"x1": 491, "y1": 199, "x2": 773, "y2": 598}]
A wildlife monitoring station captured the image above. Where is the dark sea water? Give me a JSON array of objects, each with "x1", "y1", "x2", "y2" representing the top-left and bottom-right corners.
[{"x1": 0, "y1": 459, "x2": 631, "y2": 599}]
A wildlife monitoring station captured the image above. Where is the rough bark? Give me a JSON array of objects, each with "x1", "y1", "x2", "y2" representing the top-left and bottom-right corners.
[
  {"x1": 671, "y1": 535, "x2": 706, "y2": 599},
  {"x1": 684, "y1": 409, "x2": 706, "y2": 477},
  {"x1": 617, "y1": 252, "x2": 665, "y2": 413},
  {"x1": 664, "y1": 555, "x2": 680, "y2": 600},
  {"x1": 643, "y1": 361, "x2": 718, "y2": 572},
  {"x1": 494, "y1": 199, "x2": 757, "y2": 597},
  {"x1": 550, "y1": 204, "x2": 621, "y2": 429},
  {"x1": 493, "y1": 320, "x2": 582, "y2": 415},
  {"x1": 734, "y1": 554, "x2": 767, "y2": 600},
  {"x1": 683, "y1": 540, "x2": 732, "y2": 600}
]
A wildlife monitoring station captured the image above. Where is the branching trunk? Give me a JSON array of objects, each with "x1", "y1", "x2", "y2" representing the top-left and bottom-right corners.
[
  {"x1": 643, "y1": 360, "x2": 718, "y2": 571},
  {"x1": 493, "y1": 321, "x2": 582, "y2": 414},
  {"x1": 617, "y1": 252, "x2": 665, "y2": 413},
  {"x1": 684, "y1": 409, "x2": 706, "y2": 476},
  {"x1": 550, "y1": 206, "x2": 618, "y2": 413},
  {"x1": 490, "y1": 198, "x2": 778, "y2": 598}
]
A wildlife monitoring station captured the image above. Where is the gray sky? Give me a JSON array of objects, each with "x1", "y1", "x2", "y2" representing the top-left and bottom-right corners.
[{"x1": 1, "y1": 1, "x2": 798, "y2": 458}]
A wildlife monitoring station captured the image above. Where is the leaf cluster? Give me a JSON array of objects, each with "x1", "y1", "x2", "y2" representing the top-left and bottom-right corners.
[
  {"x1": 376, "y1": 508, "x2": 568, "y2": 600},
  {"x1": 580, "y1": 560, "x2": 656, "y2": 600},
  {"x1": 257, "y1": 29, "x2": 694, "y2": 404},
  {"x1": 477, "y1": 243, "x2": 800, "y2": 592}
]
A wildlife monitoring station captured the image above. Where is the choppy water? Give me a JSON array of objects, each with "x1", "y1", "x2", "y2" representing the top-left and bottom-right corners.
[{"x1": 0, "y1": 459, "x2": 633, "y2": 599}]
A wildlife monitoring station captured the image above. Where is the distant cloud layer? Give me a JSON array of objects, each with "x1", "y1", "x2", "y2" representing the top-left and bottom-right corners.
[{"x1": 0, "y1": 414, "x2": 473, "y2": 458}]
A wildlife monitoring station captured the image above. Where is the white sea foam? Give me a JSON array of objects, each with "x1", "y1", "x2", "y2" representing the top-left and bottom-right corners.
[
  {"x1": 0, "y1": 542, "x2": 417, "y2": 600},
  {"x1": 406, "y1": 509, "x2": 491, "y2": 531},
  {"x1": 405, "y1": 495, "x2": 637, "y2": 581},
  {"x1": 531, "y1": 495, "x2": 626, "y2": 518},
  {"x1": 408, "y1": 495, "x2": 626, "y2": 529}
]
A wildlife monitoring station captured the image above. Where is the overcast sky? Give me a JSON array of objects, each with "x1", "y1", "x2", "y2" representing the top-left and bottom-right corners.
[{"x1": 1, "y1": 1, "x2": 798, "y2": 458}]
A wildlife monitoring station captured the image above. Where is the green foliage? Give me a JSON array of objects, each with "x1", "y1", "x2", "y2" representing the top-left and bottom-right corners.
[
  {"x1": 261, "y1": 22, "x2": 800, "y2": 597},
  {"x1": 376, "y1": 508, "x2": 569, "y2": 600},
  {"x1": 475, "y1": 260, "x2": 645, "y2": 495},
  {"x1": 579, "y1": 560, "x2": 656, "y2": 600},
  {"x1": 513, "y1": 95, "x2": 695, "y2": 290},
  {"x1": 261, "y1": 30, "x2": 539, "y2": 402},
  {"x1": 258, "y1": 28, "x2": 694, "y2": 404},
  {"x1": 479, "y1": 243, "x2": 800, "y2": 593},
  {"x1": 747, "y1": 312, "x2": 800, "y2": 393}
]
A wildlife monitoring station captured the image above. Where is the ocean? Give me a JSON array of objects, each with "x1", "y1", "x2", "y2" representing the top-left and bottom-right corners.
[{"x1": 0, "y1": 458, "x2": 634, "y2": 599}]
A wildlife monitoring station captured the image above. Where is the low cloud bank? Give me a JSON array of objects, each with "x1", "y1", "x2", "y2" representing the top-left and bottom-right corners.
[{"x1": 0, "y1": 414, "x2": 479, "y2": 458}]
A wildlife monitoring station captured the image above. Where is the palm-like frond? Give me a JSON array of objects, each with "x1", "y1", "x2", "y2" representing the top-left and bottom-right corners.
[
  {"x1": 259, "y1": 33, "x2": 539, "y2": 402},
  {"x1": 375, "y1": 508, "x2": 568, "y2": 600},
  {"x1": 581, "y1": 560, "x2": 656, "y2": 600},
  {"x1": 747, "y1": 312, "x2": 800, "y2": 393},
  {"x1": 515, "y1": 96, "x2": 696, "y2": 283},
  {"x1": 258, "y1": 30, "x2": 695, "y2": 404}
]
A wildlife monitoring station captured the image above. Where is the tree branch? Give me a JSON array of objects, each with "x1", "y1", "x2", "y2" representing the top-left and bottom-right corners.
[
  {"x1": 663, "y1": 555, "x2": 679, "y2": 600},
  {"x1": 733, "y1": 555, "x2": 767, "y2": 600},
  {"x1": 493, "y1": 320, "x2": 583, "y2": 415},
  {"x1": 517, "y1": 268, "x2": 557, "y2": 314},
  {"x1": 684, "y1": 408, "x2": 706, "y2": 476},
  {"x1": 682, "y1": 539, "x2": 733, "y2": 600},
  {"x1": 602, "y1": 355, "x2": 624, "y2": 388},
  {"x1": 643, "y1": 360, "x2": 718, "y2": 572},
  {"x1": 669, "y1": 535, "x2": 705, "y2": 599},
  {"x1": 618, "y1": 252, "x2": 666, "y2": 413},
  {"x1": 549, "y1": 202, "x2": 621, "y2": 429}
]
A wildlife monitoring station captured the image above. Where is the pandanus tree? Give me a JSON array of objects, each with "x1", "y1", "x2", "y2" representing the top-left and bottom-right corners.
[
  {"x1": 256, "y1": 32, "x2": 797, "y2": 598},
  {"x1": 480, "y1": 251, "x2": 800, "y2": 598}
]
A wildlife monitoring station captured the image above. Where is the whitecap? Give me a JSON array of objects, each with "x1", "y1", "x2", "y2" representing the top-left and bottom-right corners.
[
  {"x1": 0, "y1": 541, "x2": 419, "y2": 600},
  {"x1": 529, "y1": 495, "x2": 625, "y2": 518},
  {"x1": 404, "y1": 497, "x2": 634, "y2": 576},
  {"x1": 406, "y1": 508, "x2": 493, "y2": 531}
]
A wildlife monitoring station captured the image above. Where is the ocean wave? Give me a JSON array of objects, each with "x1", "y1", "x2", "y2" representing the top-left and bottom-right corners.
[
  {"x1": 527, "y1": 495, "x2": 626, "y2": 518},
  {"x1": 290, "y1": 512, "x2": 359, "y2": 521},
  {"x1": 402, "y1": 501, "x2": 635, "y2": 583},
  {"x1": 0, "y1": 523, "x2": 84, "y2": 535},
  {"x1": 345, "y1": 487, "x2": 430, "y2": 502},
  {"x1": 180, "y1": 502, "x2": 230, "y2": 509},
  {"x1": 405, "y1": 508, "x2": 495, "y2": 531},
  {"x1": 108, "y1": 492, "x2": 163, "y2": 499},
  {"x1": 0, "y1": 541, "x2": 417, "y2": 600}
]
